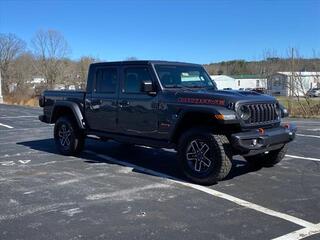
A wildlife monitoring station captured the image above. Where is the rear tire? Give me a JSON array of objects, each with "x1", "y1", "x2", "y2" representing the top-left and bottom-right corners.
[
  {"x1": 244, "y1": 144, "x2": 288, "y2": 167},
  {"x1": 177, "y1": 128, "x2": 232, "y2": 185},
  {"x1": 54, "y1": 116, "x2": 85, "y2": 155}
]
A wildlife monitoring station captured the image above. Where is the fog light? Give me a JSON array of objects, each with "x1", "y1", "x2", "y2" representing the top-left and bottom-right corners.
[{"x1": 252, "y1": 139, "x2": 257, "y2": 146}]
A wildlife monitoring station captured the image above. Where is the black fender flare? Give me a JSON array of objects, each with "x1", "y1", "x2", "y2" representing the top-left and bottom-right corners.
[
  {"x1": 51, "y1": 101, "x2": 85, "y2": 129},
  {"x1": 169, "y1": 106, "x2": 238, "y2": 142}
]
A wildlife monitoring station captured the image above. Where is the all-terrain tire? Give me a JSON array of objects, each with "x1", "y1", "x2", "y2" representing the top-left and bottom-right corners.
[
  {"x1": 54, "y1": 116, "x2": 85, "y2": 155},
  {"x1": 177, "y1": 128, "x2": 233, "y2": 185},
  {"x1": 244, "y1": 144, "x2": 288, "y2": 167}
]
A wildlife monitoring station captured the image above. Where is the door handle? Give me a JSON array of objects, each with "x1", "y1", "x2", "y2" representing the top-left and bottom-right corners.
[
  {"x1": 86, "y1": 99, "x2": 102, "y2": 104},
  {"x1": 93, "y1": 99, "x2": 102, "y2": 105},
  {"x1": 85, "y1": 99, "x2": 91, "y2": 105},
  {"x1": 86, "y1": 99, "x2": 102, "y2": 110},
  {"x1": 119, "y1": 100, "x2": 130, "y2": 107}
]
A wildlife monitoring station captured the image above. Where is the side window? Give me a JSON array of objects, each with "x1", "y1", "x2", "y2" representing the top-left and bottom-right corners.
[
  {"x1": 95, "y1": 68, "x2": 117, "y2": 93},
  {"x1": 124, "y1": 67, "x2": 152, "y2": 93}
]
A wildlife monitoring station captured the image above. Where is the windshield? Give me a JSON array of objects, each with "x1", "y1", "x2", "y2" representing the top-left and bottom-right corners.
[{"x1": 154, "y1": 64, "x2": 217, "y2": 89}]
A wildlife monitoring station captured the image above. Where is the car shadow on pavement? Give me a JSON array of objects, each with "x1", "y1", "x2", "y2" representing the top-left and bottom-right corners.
[
  {"x1": 17, "y1": 138, "x2": 59, "y2": 154},
  {"x1": 17, "y1": 138, "x2": 263, "y2": 185}
]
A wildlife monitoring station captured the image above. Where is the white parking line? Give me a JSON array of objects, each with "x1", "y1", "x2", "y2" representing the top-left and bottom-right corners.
[
  {"x1": 0, "y1": 116, "x2": 37, "y2": 119},
  {"x1": 85, "y1": 150, "x2": 315, "y2": 229},
  {"x1": 272, "y1": 223, "x2": 320, "y2": 240},
  {"x1": 285, "y1": 155, "x2": 320, "y2": 162},
  {"x1": 306, "y1": 128, "x2": 320, "y2": 131},
  {"x1": 296, "y1": 133, "x2": 320, "y2": 139},
  {"x1": 0, "y1": 151, "x2": 37, "y2": 159},
  {"x1": 291, "y1": 121, "x2": 320, "y2": 124},
  {"x1": 0, "y1": 126, "x2": 52, "y2": 132},
  {"x1": 0, "y1": 123, "x2": 13, "y2": 129}
]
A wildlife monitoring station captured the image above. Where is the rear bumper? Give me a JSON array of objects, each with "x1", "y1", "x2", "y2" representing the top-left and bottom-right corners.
[{"x1": 230, "y1": 124, "x2": 297, "y2": 156}]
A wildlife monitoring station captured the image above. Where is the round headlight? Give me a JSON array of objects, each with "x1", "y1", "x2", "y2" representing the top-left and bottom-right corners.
[{"x1": 238, "y1": 105, "x2": 251, "y2": 120}]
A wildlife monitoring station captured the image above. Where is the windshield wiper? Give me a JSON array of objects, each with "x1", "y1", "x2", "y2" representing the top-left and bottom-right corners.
[
  {"x1": 164, "y1": 85, "x2": 216, "y2": 90},
  {"x1": 164, "y1": 85, "x2": 191, "y2": 89},
  {"x1": 184, "y1": 85, "x2": 217, "y2": 90},
  {"x1": 205, "y1": 86, "x2": 217, "y2": 90}
]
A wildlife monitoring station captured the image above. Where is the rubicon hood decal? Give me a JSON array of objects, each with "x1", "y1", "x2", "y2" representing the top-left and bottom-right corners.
[{"x1": 178, "y1": 97, "x2": 225, "y2": 106}]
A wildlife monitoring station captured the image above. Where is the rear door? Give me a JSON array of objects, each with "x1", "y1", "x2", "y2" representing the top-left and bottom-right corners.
[
  {"x1": 85, "y1": 65, "x2": 119, "y2": 132},
  {"x1": 117, "y1": 65, "x2": 159, "y2": 138}
]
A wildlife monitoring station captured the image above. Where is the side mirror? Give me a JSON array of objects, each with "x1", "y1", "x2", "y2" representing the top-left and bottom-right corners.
[{"x1": 142, "y1": 81, "x2": 156, "y2": 95}]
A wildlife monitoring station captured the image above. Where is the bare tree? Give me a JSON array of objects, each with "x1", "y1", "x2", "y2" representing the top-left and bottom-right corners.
[
  {"x1": 283, "y1": 48, "x2": 320, "y2": 116},
  {"x1": 31, "y1": 29, "x2": 70, "y2": 88},
  {"x1": 11, "y1": 53, "x2": 35, "y2": 89},
  {"x1": 61, "y1": 59, "x2": 77, "y2": 88},
  {"x1": 78, "y1": 56, "x2": 95, "y2": 87},
  {"x1": 0, "y1": 33, "x2": 26, "y2": 94}
]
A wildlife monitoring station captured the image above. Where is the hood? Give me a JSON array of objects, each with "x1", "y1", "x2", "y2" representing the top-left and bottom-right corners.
[
  {"x1": 172, "y1": 89, "x2": 277, "y2": 107},
  {"x1": 206, "y1": 89, "x2": 274, "y2": 101}
]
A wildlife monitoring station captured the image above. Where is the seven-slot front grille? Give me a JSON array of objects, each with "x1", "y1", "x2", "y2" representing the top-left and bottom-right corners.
[{"x1": 243, "y1": 103, "x2": 279, "y2": 125}]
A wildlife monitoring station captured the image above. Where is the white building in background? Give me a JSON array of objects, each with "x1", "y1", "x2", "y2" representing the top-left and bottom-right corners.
[
  {"x1": 211, "y1": 74, "x2": 267, "y2": 90},
  {"x1": 267, "y1": 72, "x2": 320, "y2": 96},
  {"x1": 210, "y1": 75, "x2": 236, "y2": 89},
  {"x1": 231, "y1": 75, "x2": 267, "y2": 90},
  {"x1": 211, "y1": 72, "x2": 320, "y2": 96},
  {"x1": 27, "y1": 77, "x2": 46, "y2": 88}
]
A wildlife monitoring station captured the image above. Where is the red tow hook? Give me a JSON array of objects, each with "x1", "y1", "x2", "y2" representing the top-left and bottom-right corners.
[
  {"x1": 284, "y1": 123, "x2": 290, "y2": 129},
  {"x1": 258, "y1": 128, "x2": 265, "y2": 135},
  {"x1": 282, "y1": 123, "x2": 297, "y2": 138}
]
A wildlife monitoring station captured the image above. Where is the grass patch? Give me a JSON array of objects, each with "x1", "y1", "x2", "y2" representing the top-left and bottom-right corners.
[
  {"x1": 4, "y1": 96, "x2": 39, "y2": 107},
  {"x1": 277, "y1": 97, "x2": 320, "y2": 118}
]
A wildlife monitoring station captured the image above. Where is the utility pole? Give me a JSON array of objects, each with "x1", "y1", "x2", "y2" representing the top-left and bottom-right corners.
[
  {"x1": 0, "y1": 70, "x2": 3, "y2": 104},
  {"x1": 288, "y1": 48, "x2": 294, "y2": 113}
]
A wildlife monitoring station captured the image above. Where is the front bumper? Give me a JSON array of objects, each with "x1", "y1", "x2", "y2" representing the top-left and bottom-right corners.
[{"x1": 230, "y1": 124, "x2": 297, "y2": 156}]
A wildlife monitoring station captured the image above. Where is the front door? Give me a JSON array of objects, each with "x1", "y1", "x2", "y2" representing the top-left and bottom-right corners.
[
  {"x1": 117, "y1": 65, "x2": 159, "y2": 138},
  {"x1": 85, "y1": 66, "x2": 119, "y2": 132}
]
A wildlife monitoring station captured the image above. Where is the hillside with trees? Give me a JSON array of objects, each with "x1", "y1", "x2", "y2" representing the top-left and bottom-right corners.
[
  {"x1": 1, "y1": 29, "x2": 319, "y2": 108},
  {"x1": 204, "y1": 58, "x2": 320, "y2": 76}
]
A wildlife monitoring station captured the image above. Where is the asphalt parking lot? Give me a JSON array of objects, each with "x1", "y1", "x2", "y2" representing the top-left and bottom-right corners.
[{"x1": 0, "y1": 104, "x2": 319, "y2": 240}]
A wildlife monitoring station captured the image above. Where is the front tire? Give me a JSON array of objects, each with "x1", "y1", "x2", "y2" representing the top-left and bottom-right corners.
[
  {"x1": 244, "y1": 144, "x2": 288, "y2": 167},
  {"x1": 54, "y1": 116, "x2": 84, "y2": 155},
  {"x1": 177, "y1": 128, "x2": 232, "y2": 185}
]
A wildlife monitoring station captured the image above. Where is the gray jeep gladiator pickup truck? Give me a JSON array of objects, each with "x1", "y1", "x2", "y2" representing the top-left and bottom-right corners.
[{"x1": 39, "y1": 60, "x2": 296, "y2": 185}]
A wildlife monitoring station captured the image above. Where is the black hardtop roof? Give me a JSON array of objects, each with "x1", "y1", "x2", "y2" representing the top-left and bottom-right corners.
[{"x1": 90, "y1": 60, "x2": 202, "y2": 67}]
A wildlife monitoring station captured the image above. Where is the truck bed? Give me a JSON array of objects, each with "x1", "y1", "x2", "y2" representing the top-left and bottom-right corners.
[
  {"x1": 43, "y1": 90, "x2": 86, "y2": 100},
  {"x1": 41, "y1": 90, "x2": 86, "y2": 119},
  {"x1": 43, "y1": 90, "x2": 86, "y2": 104}
]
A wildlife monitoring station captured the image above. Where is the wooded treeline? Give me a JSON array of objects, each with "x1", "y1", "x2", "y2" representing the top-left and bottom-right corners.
[
  {"x1": 0, "y1": 30, "x2": 96, "y2": 102},
  {"x1": 1, "y1": 29, "x2": 319, "y2": 103},
  {"x1": 204, "y1": 58, "x2": 320, "y2": 76}
]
